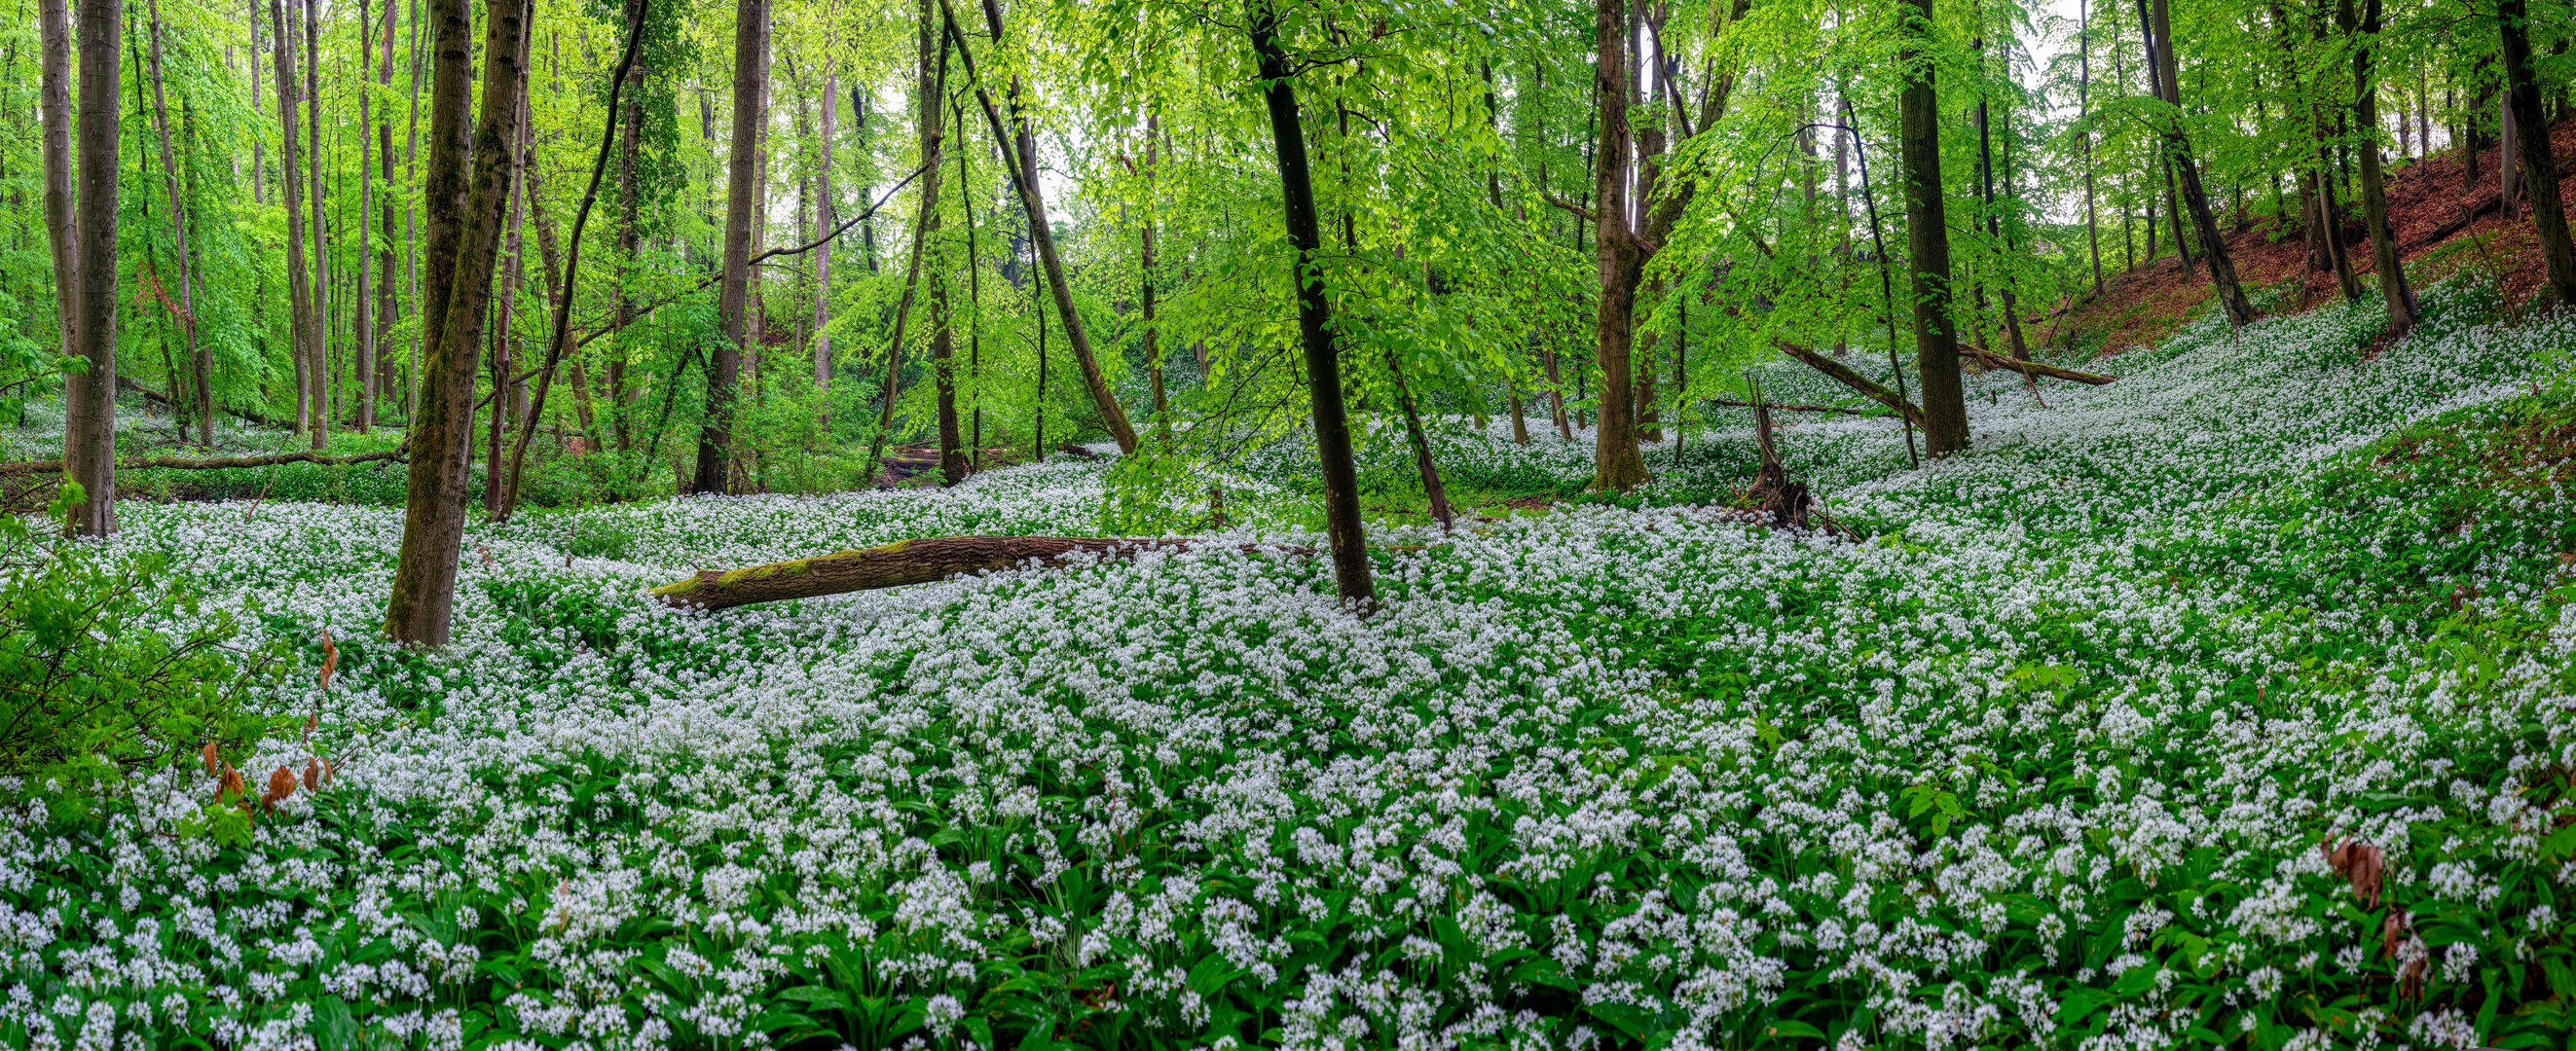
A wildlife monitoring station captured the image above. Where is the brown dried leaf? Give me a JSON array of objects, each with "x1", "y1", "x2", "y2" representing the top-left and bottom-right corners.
[
  {"x1": 317, "y1": 629, "x2": 338, "y2": 692},
  {"x1": 261, "y1": 765, "x2": 297, "y2": 812},
  {"x1": 202, "y1": 742, "x2": 220, "y2": 778},
  {"x1": 2381, "y1": 910, "x2": 2410, "y2": 959},
  {"x1": 303, "y1": 758, "x2": 322, "y2": 792},
  {"x1": 2323, "y1": 839, "x2": 2386, "y2": 909},
  {"x1": 216, "y1": 764, "x2": 245, "y2": 802}
]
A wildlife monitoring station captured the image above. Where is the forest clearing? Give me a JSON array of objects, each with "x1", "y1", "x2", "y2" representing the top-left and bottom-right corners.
[{"x1": 4, "y1": 0, "x2": 2576, "y2": 1045}]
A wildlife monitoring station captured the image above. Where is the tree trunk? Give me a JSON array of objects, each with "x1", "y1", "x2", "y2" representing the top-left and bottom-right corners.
[
  {"x1": 928, "y1": 45, "x2": 964, "y2": 487},
  {"x1": 2501, "y1": 0, "x2": 2576, "y2": 305},
  {"x1": 1248, "y1": 2, "x2": 1374, "y2": 606},
  {"x1": 484, "y1": 125, "x2": 531, "y2": 517},
  {"x1": 698, "y1": 0, "x2": 768, "y2": 494},
  {"x1": 144, "y1": 0, "x2": 208, "y2": 446},
  {"x1": 38, "y1": 0, "x2": 74, "y2": 367},
  {"x1": 352, "y1": 0, "x2": 375, "y2": 434},
  {"x1": 2079, "y1": 0, "x2": 2103, "y2": 294},
  {"x1": 271, "y1": 0, "x2": 317, "y2": 441},
  {"x1": 2145, "y1": 0, "x2": 2257, "y2": 328},
  {"x1": 951, "y1": 0, "x2": 1138, "y2": 454},
  {"x1": 378, "y1": 0, "x2": 398, "y2": 426},
  {"x1": 2343, "y1": 0, "x2": 2413, "y2": 334},
  {"x1": 1588, "y1": 0, "x2": 1649, "y2": 489},
  {"x1": 1898, "y1": 0, "x2": 1969, "y2": 456},
  {"x1": 1142, "y1": 108, "x2": 1165, "y2": 430},
  {"x1": 60, "y1": 0, "x2": 122, "y2": 536},
  {"x1": 0, "y1": 448, "x2": 405, "y2": 477},
  {"x1": 815, "y1": 69, "x2": 836, "y2": 390},
  {"x1": 865, "y1": 14, "x2": 948, "y2": 482},
  {"x1": 384, "y1": 0, "x2": 531, "y2": 646},
  {"x1": 303, "y1": 0, "x2": 329, "y2": 450}
]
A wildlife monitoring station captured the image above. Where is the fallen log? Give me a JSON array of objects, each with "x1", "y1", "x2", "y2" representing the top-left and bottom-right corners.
[
  {"x1": 0, "y1": 448, "x2": 406, "y2": 478},
  {"x1": 652, "y1": 535, "x2": 1315, "y2": 611},
  {"x1": 1963, "y1": 347, "x2": 2116, "y2": 385},
  {"x1": 1771, "y1": 342, "x2": 1928, "y2": 427},
  {"x1": 118, "y1": 377, "x2": 295, "y2": 429},
  {"x1": 1704, "y1": 396, "x2": 1874, "y2": 417}
]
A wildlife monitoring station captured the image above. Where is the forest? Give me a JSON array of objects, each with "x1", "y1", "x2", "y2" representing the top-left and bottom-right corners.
[{"x1": 3, "y1": 0, "x2": 2576, "y2": 1040}]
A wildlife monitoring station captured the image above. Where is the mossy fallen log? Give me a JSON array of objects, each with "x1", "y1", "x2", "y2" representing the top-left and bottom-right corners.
[
  {"x1": 0, "y1": 448, "x2": 406, "y2": 478},
  {"x1": 651, "y1": 536, "x2": 1319, "y2": 610}
]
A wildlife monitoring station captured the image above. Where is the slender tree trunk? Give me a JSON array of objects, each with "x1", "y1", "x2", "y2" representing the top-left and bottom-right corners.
[
  {"x1": 61, "y1": 0, "x2": 122, "y2": 536},
  {"x1": 2501, "y1": 0, "x2": 2576, "y2": 304},
  {"x1": 2146, "y1": 0, "x2": 2256, "y2": 327},
  {"x1": 865, "y1": 23, "x2": 946, "y2": 479},
  {"x1": 384, "y1": 0, "x2": 531, "y2": 646},
  {"x1": 377, "y1": 0, "x2": 398, "y2": 423},
  {"x1": 1141, "y1": 109, "x2": 1165, "y2": 431},
  {"x1": 144, "y1": 0, "x2": 209, "y2": 445},
  {"x1": 930, "y1": 93, "x2": 965, "y2": 487},
  {"x1": 697, "y1": 0, "x2": 768, "y2": 494},
  {"x1": 1898, "y1": 0, "x2": 1968, "y2": 455},
  {"x1": 2500, "y1": 91, "x2": 2521, "y2": 220},
  {"x1": 2344, "y1": 0, "x2": 2412, "y2": 333},
  {"x1": 2080, "y1": 0, "x2": 2103, "y2": 294},
  {"x1": 246, "y1": 0, "x2": 264, "y2": 206},
  {"x1": 271, "y1": 0, "x2": 317, "y2": 439},
  {"x1": 484, "y1": 118, "x2": 530, "y2": 516},
  {"x1": 960, "y1": 98, "x2": 984, "y2": 471},
  {"x1": 356, "y1": 0, "x2": 376, "y2": 432},
  {"x1": 304, "y1": 0, "x2": 329, "y2": 449},
  {"x1": 39, "y1": 0, "x2": 75, "y2": 366},
  {"x1": 1248, "y1": 2, "x2": 1373, "y2": 605},
  {"x1": 950, "y1": 0, "x2": 1138, "y2": 453},
  {"x1": 497, "y1": 0, "x2": 645, "y2": 519},
  {"x1": 815, "y1": 69, "x2": 836, "y2": 390}
]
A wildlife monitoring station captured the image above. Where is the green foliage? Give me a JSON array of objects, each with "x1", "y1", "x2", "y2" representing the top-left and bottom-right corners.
[{"x1": 0, "y1": 499, "x2": 272, "y2": 780}]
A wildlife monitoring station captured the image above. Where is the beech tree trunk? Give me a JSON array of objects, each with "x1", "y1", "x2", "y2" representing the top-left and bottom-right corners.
[
  {"x1": 928, "y1": 25, "x2": 964, "y2": 488},
  {"x1": 949, "y1": 0, "x2": 1138, "y2": 453},
  {"x1": 2501, "y1": 0, "x2": 2576, "y2": 305},
  {"x1": 2343, "y1": 0, "x2": 2412, "y2": 334},
  {"x1": 61, "y1": 0, "x2": 123, "y2": 536},
  {"x1": 38, "y1": 0, "x2": 74, "y2": 366},
  {"x1": 1142, "y1": 109, "x2": 1165, "y2": 429},
  {"x1": 1248, "y1": 2, "x2": 1374, "y2": 606},
  {"x1": 271, "y1": 0, "x2": 317, "y2": 441},
  {"x1": 698, "y1": 0, "x2": 768, "y2": 494},
  {"x1": 303, "y1": 0, "x2": 329, "y2": 450},
  {"x1": 1587, "y1": 0, "x2": 1649, "y2": 489},
  {"x1": 815, "y1": 69, "x2": 836, "y2": 389},
  {"x1": 498, "y1": 0, "x2": 647, "y2": 520},
  {"x1": 378, "y1": 0, "x2": 398, "y2": 427},
  {"x1": 355, "y1": 0, "x2": 377, "y2": 433},
  {"x1": 2145, "y1": 0, "x2": 2257, "y2": 328},
  {"x1": 384, "y1": 0, "x2": 531, "y2": 646},
  {"x1": 1897, "y1": 0, "x2": 1969, "y2": 456},
  {"x1": 143, "y1": 0, "x2": 208, "y2": 446}
]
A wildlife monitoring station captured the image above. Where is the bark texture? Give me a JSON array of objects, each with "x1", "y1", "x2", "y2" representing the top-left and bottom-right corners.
[
  {"x1": 2500, "y1": 0, "x2": 2576, "y2": 304},
  {"x1": 63, "y1": 0, "x2": 124, "y2": 536},
  {"x1": 698, "y1": 0, "x2": 768, "y2": 494},
  {"x1": 1248, "y1": 3, "x2": 1374, "y2": 606},
  {"x1": 1897, "y1": 0, "x2": 1969, "y2": 456},
  {"x1": 383, "y1": 0, "x2": 531, "y2": 646}
]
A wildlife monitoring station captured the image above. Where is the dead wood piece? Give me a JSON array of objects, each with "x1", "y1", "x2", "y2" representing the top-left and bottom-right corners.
[
  {"x1": 0, "y1": 448, "x2": 406, "y2": 478},
  {"x1": 1053, "y1": 442, "x2": 1104, "y2": 460},
  {"x1": 1963, "y1": 347, "x2": 2116, "y2": 385},
  {"x1": 119, "y1": 377, "x2": 294, "y2": 429},
  {"x1": 651, "y1": 535, "x2": 1317, "y2": 610}
]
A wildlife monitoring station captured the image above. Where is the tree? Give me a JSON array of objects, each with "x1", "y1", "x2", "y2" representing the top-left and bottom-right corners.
[
  {"x1": 2499, "y1": 0, "x2": 2576, "y2": 305},
  {"x1": 1897, "y1": 0, "x2": 1969, "y2": 456},
  {"x1": 2141, "y1": 0, "x2": 2255, "y2": 328},
  {"x1": 1248, "y1": 1, "x2": 1372, "y2": 607},
  {"x1": 37, "y1": 0, "x2": 73, "y2": 366},
  {"x1": 2343, "y1": 0, "x2": 2412, "y2": 335},
  {"x1": 383, "y1": 0, "x2": 533, "y2": 646},
  {"x1": 699, "y1": 0, "x2": 769, "y2": 495},
  {"x1": 60, "y1": 0, "x2": 123, "y2": 536},
  {"x1": 269, "y1": 0, "x2": 317, "y2": 442}
]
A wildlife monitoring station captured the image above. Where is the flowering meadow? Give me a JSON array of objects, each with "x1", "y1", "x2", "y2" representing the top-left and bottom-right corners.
[{"x1": 7, "y1": 288, "x2": 2576, "y2": 1051}]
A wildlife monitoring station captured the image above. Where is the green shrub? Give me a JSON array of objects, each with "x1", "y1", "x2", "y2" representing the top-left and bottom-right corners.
[{"x1": 0, "y1": 497, "x2": 274, "y2": 780}]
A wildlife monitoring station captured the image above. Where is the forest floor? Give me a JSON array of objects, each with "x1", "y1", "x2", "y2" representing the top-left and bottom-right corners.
[
  {"x1": 7, "y1": 255, "x2": 2576, "y2": 1046},
  {"x1": 2057, "y1": 114, "x2": 2576, "y2": 357}
]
